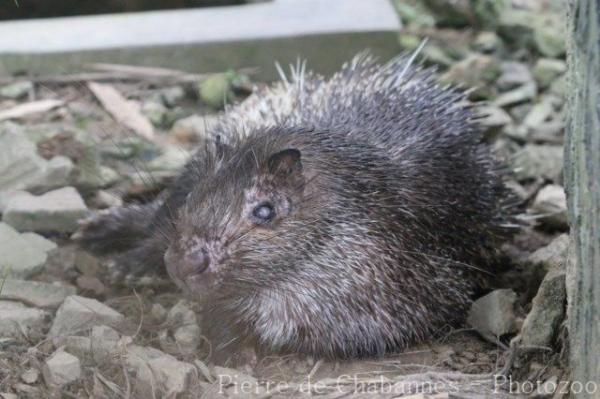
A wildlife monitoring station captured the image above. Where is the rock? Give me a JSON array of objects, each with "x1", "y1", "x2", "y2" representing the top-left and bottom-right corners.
[
  {"x1": 477, "y1": 105, "x2": 512, "y2": 138},
  {"x1": 498, "y1": 8, "x2": 535, "y2": 48},
  {"x1": 533, "y1": 13, "x2": 566, "y2": 57},
  {"x1": 72, "y1": 142, "x2": 120, "y2": 191},
  {"x1": 90, "y1": 325, "x2": 120, "y2": 363},
  {"x1": 498, "y1": 8, "x2": 565, "y2": 56},
  {"x1": 42, "y1": 350, "x2": 81, "y2": 386},
  {"x1": 0, "y1": 81, "x2": 33, "y2": 99},
  {"x1": 421, "y1": 43, "x2": 456, "y2": 68},
  {"x1": 74, "y1": 250, "x2": 102, "y2": 277},
  {"x1": 48, "y1": 295, "x2": 125, "y2": 344},
  {"x1": 0, "y1": 393, "x2": 17, "y2": 399},
  {"x1": 20, "y1": 368, "x2": 40, "y2": 384},
  {"x1": 472, "y1": 31, "x2": 502, "y2": 53},
  {"x1": 0, "y1": 222, "x2": 56, "y2": 278},
  {"x1": 526, "y1": 234, "x2": 569, "y2": 284},
  {"x1": 494, "y1": 82, "x2": 537, "y2": 107},
  {"x1": 36, "y1": 156, "x2": 75, "y2": 192},
  {"x1": 532, "y1": 58, "x2": 567, "y2": 89},
  {"x1": 523, "y1": 99, "x2": 554, "y2": 129},
  {"x1": 496, "y1": 61, "x2": 533, "y2": 91},
  {"x1": 170, "y1": 114, "x2": 220, "y2": 143},
  {"x1": 125, "y1": 345, "x2": 198, "y2": 396},
  {"x1": 424, "y1": 0, "x2": 505, "y2": 28},
  {"x1": 502, "y1": 124, "x2": 529, "y2": 142},
  {"x1": 529, "y1": 121, "x2": 564, "y2": 144},
  {"x1": 440, "y1": 54, "x2": 499, "y2": 99},
  {"x1": 76, "y1": 276, "x2": 105, "y2": 297},
  {"x1": 0, "y1": 301, "x2": 48, "y2": 339},
  {"x1": 151, "y1": 303, "x2": 168, "y2": 323},
  {"x1": 0, "y1": 280, "x2": 75, "y2": 309},
  {"x1": 160, "y1": 86, "x2": 186, "y2": 107},
  {"x1": 0, "y1": 124, "x2": 72, "y2": 202},
  {"x1": 60, "y1": 336, "x2": 93, "y2": 360},
  {"x1": 148, "y1": 145, "x2": 192, "y2": 175},
  {"x1": 141, "y1": 101, "x2": 168, "y2": 127},
  {"x1": 159, "y1": 300, "x2": 200, "y2": 355},
  {"x1": 3, "y1": 187, "x2": 89, "y2": 233},
  {"x1": 519, "y1": 267, "x2": 566, "y2": 347},
  {"x1": 468, "y1": 289, "x2": 518, "y2": 342},
  {"x1": 531, "y1": 185, "x2": 568, "y2": 230},
  {"x1": 513, "y1": 144, "x2": 563, "y2": 182},
  {"x1": 549, "y1": 74, "x2": 566, "y2": 97},
  {"x1": 89, "y1": 190, "x2": 123, "y2": 209}
]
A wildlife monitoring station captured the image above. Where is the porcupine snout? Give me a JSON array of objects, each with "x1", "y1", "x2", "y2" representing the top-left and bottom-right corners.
[{"x1": 165, "y1": 236, "x2": 226, "y2": 292}]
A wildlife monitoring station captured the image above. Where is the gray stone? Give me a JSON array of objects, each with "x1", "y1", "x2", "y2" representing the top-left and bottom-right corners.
[
  {"x1": 502, "y1": 124, "x2": 529, "y2": 142},
  {"x1": 494, "y1": 82, "x2": 537, "y2": 107},
  {"x1": 498, "y1": 8, "x2": 535, "y2": 48},
  {"x1": 519, "y1": 268, "x2": 566, "y2": 348},
  {"x1": 42, "y1": 350, "x2": 81, "y2": 386},
  {"x1": 523, "y1": 99, "x2": 554, "y2": 129},
  {"x1": 148, "y1": 146, "x2": 192, "y2": 175},
  {"x1": 440, "y1": 54, "x2": 499, "y2": 94},
  {"x1": 0, "y1": 0, "x2": 400, "y2": 81},
  {"x1": 90, "y1": 325, "x2": 120, "y2": 363},
  {"x1": 20, "y1": 368, "x2": 40, "y2": 384},
  {"x1": 529, "y1": 121, "x2": 564, "y2": 144},
  {"x1": 468, "y1": 289, "x2": 518, "y2": 342},
  {"x1": 60, "y1": 336, "x2": 93, "y2": 360},
  {"x1": 496, "y1": 61, "x2": 533, "y2": 91},
  {"x1": 533, "y1": 13, "x2": 566, "y2": 57},
  {"x1": 532, "y1": 58, "x2": 567, "y2": 89},
  {"x1": 3, "y1": 187, "x2": 89, "y2": 233},
  {"x1": 48, "y1": 295, "x2": 125, "y2": 344},
  {"x1": 0, "y1": 124, "x2": 71, "y2": 202},
  {"x1": 0, "y1": 301, "x2": 48, "y2": 339},
  {"x1": 0, "y1": 222, "x2": 56, "y2": 278},
  {"x1": 527, "y1": 234, "x2": 569, "y2": 276},
  {"x1": 0, "y1": 81, "x2": 33, "y2": 99},
  {"x1": 513, "y1": 144, "x2": 563, "y2": 182},
  {"x1": 141, "y1": 101, "x2": 168, "y2": 127},
  {"x1": 531, "y1": 185, "x2": 568, "y2": 230},
  {"x1": 90, "y1": 190, "x2": 123, "y2": 209},
  {"x1": 549, "y1": 74, "x2": 566, "y2": 97},
  {"x1": 159, "y1": 300, "x2": 200, "y2": 356},
  {"x1": 170, "y1": 114, "x2": 220, "y2": 143},
  {"x1": 498, "y1": 9, "x2": 565, "y2": 57},
  {"x1": 125, "y1": 345, "x2": 197, "y2": 396},
  {"x1": 472, "y1": 31, "x2": 502, "y2": 53},
  {"x1": 477, "y1": 105, "x2": 512, "y2": 137},
  {"x1": 0, "y1": 280, "x2": 75, "y2": 309},
  {"x1": 159, "y1": 86, "x2": 186, "y2": 107}
]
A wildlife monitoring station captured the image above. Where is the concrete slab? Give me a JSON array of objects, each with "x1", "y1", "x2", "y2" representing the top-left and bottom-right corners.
[{"x1": 0, "y1": 0, "x2": 401, "y2": 79}]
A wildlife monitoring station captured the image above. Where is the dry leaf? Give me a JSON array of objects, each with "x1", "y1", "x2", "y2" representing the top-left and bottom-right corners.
[
  {"x1": 88, "y1": 81, "x2": 155, "y2": 140},
  {"x1": 0, "y1": 99, "x2": 63, "y2": 121}
]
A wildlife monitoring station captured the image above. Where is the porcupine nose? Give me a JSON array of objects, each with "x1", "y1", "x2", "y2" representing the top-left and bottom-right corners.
[{"x1": 180, "y1": 247, "x2": 210, "y2": 276}]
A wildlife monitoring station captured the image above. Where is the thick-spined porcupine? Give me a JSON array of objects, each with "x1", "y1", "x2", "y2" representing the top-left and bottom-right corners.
[{"x1": 76, "y1": 53, "x2": 514, "y2": 358}]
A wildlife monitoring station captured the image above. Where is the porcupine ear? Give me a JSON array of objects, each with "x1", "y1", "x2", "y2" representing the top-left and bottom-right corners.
[{"x1": 267, "y1": 148, "x2": 302, "y2": 179}]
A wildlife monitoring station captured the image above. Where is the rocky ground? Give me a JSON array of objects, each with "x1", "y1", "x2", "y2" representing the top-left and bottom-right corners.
[{"x1": 0, "y1": 0, "x2": 569, "y2": 398}]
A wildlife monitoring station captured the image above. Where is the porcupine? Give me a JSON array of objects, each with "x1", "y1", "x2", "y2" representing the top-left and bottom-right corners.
[{"x1": 75, "y1": 52, "x2": 515, "y2": 358}]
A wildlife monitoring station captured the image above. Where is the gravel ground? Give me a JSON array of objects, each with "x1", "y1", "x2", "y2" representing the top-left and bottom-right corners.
[{"x1": 0, "y1": 0, "x2": 570, "y2": 397}]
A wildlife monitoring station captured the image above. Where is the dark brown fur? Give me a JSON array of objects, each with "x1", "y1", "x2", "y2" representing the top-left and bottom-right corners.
[{"x1": 76, "y1": 54, "x2": 514, "y2": 358}]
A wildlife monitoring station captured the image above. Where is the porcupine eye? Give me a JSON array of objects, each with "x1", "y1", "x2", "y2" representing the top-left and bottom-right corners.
[{"x1": 252, "y1": 202, "x2": 276, "y2": 223}]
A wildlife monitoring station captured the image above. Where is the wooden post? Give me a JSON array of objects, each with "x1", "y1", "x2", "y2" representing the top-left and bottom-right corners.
[{"x1": 565, "y1": 0, "x2": 600, "y2": 394}]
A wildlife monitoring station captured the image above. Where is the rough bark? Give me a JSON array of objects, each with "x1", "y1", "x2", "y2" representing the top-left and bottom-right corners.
[{"x1": 565, "y1": 0, "x2": 600, "y2": 395}]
